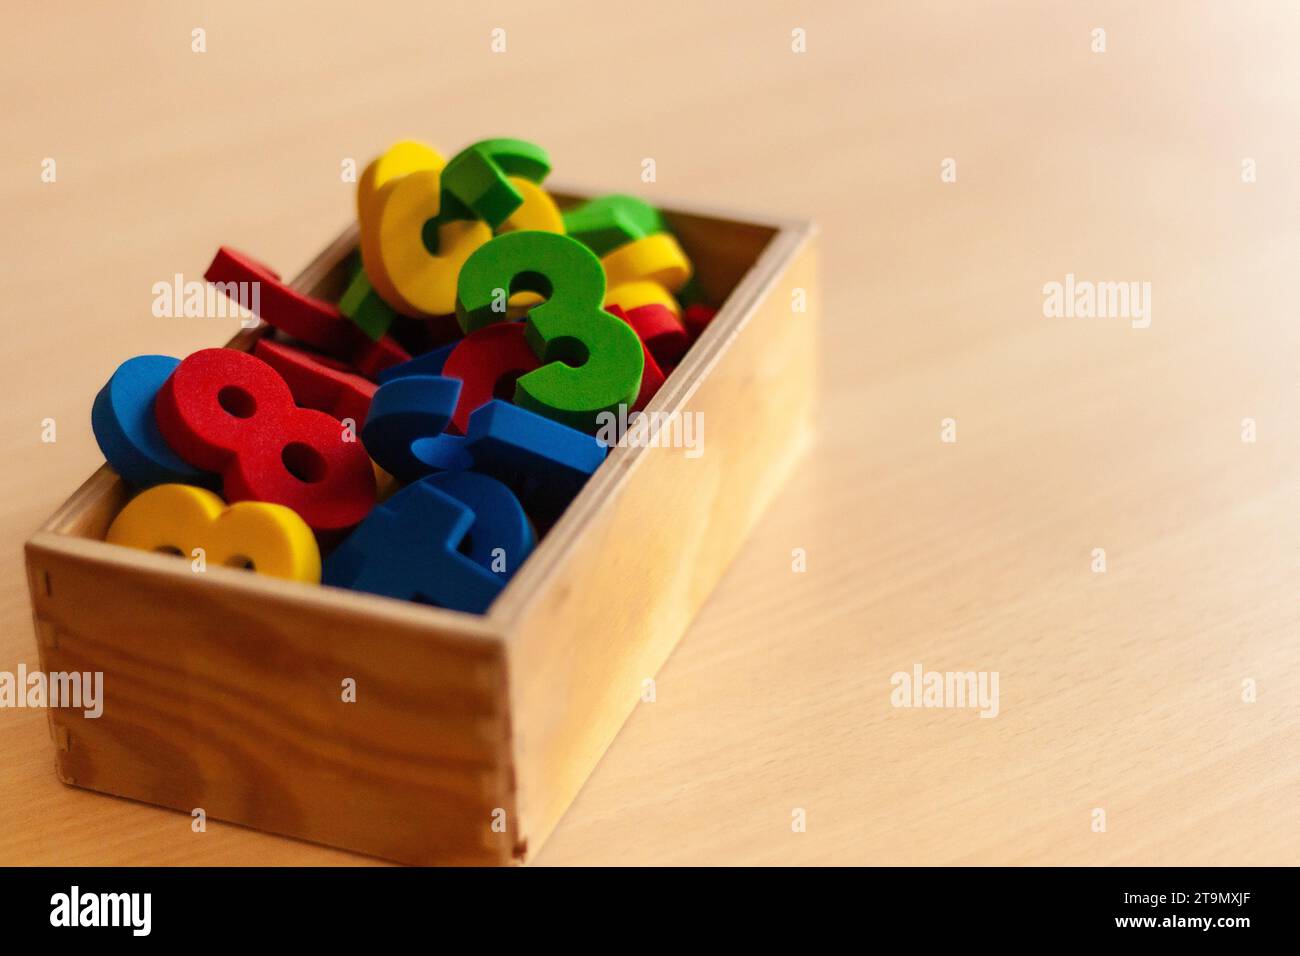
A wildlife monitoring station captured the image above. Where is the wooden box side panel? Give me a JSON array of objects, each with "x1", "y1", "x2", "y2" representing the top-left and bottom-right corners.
[
  {"x1": 26, "y1": 537, "x2": 518, "y2": 865},
  {"x1": 503, "y1": 229, "x2": 818, "y2": 855}
]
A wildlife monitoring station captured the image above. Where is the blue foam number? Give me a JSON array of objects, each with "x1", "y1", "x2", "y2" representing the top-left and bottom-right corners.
[
  {"x1": 426, "y1": 471, "x2": 534, "y2": 580},
  {"x1": 410, "y1": 432, "x2": 473, "y2": 471},
  {"x1": 360, "y1": 374, "x2": 461, "y2": 482},
  {"x1": 456, "y1": 400, "x2": 607, "y2": 526},
  {"x1": 376, "y1": 342, "x2": 457, "y2": 384},
  {"x1": 91, "y1": 355, "x2": 218, "y2": 489},
  {"x1": 362, "y1": 383, "x2": 606, "y2": 527},
  {"x1": 322, "y1": 478, "x2": 504, "y2": 613}
]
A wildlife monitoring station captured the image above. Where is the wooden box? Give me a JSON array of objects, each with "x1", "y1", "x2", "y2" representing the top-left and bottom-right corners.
[{"x1": 23, "y1": 194, "x2": 818, "y2": 865}]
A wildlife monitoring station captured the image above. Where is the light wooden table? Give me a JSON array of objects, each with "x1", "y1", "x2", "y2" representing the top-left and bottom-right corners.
[{"x1": 2, "y1": 0, "x2": 1298, "y2": 866}]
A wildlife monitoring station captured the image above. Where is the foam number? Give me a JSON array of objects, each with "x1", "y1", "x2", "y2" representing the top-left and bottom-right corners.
[
  {"x1": 365, "y1": 394, "x2": 606, "y2": 526},
  {"x1": 360, "y1": 374, "x2": 461, "y2": 482},
  {"x1": 350, "y1": 141, "x2": 447, "y2": 333},
  {"x1": 456, "y1": 231, "x2": 644, "y2": 431},
  {"x1": 607, "y1": 303, "x2": 689, "y2": 368},
  {"x1": 375, "y1": 352, "x2": 475, "y2": 474},
  {"x1": 603, "y1": 233, "x2": 691, "y2": 295},
  {"x1": 205, "y1": 247, "x2": 410, "y2": 377},
  {"x1": 91, "y1": 355, "x2": 218, "y2": 490},
  {"x1": 349, "y1": 334, "x2": 411, "y2": 381},
  {"x1": 602, "y1": 232, "x2": 692, "y2": 316},
  {"x1": 441, "y1": 323, "x2": 541, "y2": 434},
  {"x1": 370, "y1": 168, "x2": 492, "y2": 317},
  {"x1": 630, "y1": 329, "x2": 667, "y2": 410},
  {"x1": 428, "y1": 399, "x2": 608, "y2": 528},
  {"x1": 562, "y1": 194, "x2": 665, "y2": 256},
  {"x1": 598, "y1": 307, "x2": 667, "y2": 410},
  {"x1": 497, "y1": 177, "x2": 565, "y2": 318},
  {"x1": 498, "y1": 178, "x2": 564, "y2": 236},
  {"x1": 338, "y1": 269, "x2": 399, "y2": 342},
  {"x1": 377, "y1": 341, "x2": 457, "y2": 382},
  {"x1": 322, "y1": 478, "x2": 505, "y2": 613},
  {"x1": 106, "y1": 483, "x2": 320, "y2": 582},
  {"x1": 603, "y1": 279, "x2": 681, "y2": 316},
  {"x1": 362, "y1": 138, "x2": 551, "y2": 319},
  {"x1": 154, "y1": 348, "x2": 376, "y2": 534},
  {"x1": 439, "y1": 138, "x2": 551, "y2": 229},
  {"x1": 682, "y1": 303, "x2": 718, "y2": 341},
  {"x1": 253, "y1": 339, "x2": 376, "y2": 425},
  {"x1": 408, "y1": 430, "x2": 472, "y2": 473},
  {"x1": 357, "y1": 140, "x2": 444, "y2": 232},
  {"x1": 425, "y1": 471, "x2": 534, "y2": 579}
]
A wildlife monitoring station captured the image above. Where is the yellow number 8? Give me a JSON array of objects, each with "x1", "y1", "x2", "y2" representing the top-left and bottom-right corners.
[{"x1": 106, "y1": 484, "x2": 321, "y2": 582}]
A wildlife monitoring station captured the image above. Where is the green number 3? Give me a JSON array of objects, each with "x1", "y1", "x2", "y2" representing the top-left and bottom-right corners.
[{"x1": 456, "y1": 231, "x2": 644, "y2": 432}]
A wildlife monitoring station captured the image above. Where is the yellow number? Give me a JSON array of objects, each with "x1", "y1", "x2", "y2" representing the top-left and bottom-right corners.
[{"x1": 106, "y1": 484, "x2": 320, "y2": 582}]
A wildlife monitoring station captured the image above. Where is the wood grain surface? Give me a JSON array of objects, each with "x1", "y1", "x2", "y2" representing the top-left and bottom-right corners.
[{"x1": 2, "y1": 0, "x2": 1298, "y2": 866}]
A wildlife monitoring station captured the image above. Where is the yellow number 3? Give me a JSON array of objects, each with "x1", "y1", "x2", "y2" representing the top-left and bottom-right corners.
[{"x1": 106, "y1": 484, "x2": 321, "y2": 582}]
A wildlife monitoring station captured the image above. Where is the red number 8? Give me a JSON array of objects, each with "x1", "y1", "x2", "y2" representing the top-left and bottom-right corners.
[{"x1": 155, "y1": 348, "x2": 376, "y2": 534}]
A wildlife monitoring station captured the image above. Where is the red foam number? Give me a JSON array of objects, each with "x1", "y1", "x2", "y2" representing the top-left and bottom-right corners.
[
  {"x1": 634, "y1": 341, "x2": 666, "y2": 411},
  {"x1": 155, "y1": 348, "x2": 376, "y2": 534},
  {"x1": 442, "y1": 319, "x2": 664, "y2": 424},
  {"x1": 682, "y1": 303, "x2": 718, "y2": 341},
  {"x1": 351, "y1": 335, "x2": 411, "y2": 380},
  {"x1": 605, "y1": 305, "x2": 666, "y2": 411},
  {"x1": 618, "y1": 303, "x2": 689, "y2": 367},
  {"x1": 441, "y1": 323, "x2": 541, "y2": 435},
  {"x1": 205, "y1": 247, "x2": 410, "y2": 378},
  {"x1": 253, "y1": 339, "x2": 376, "y2": 425}
]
